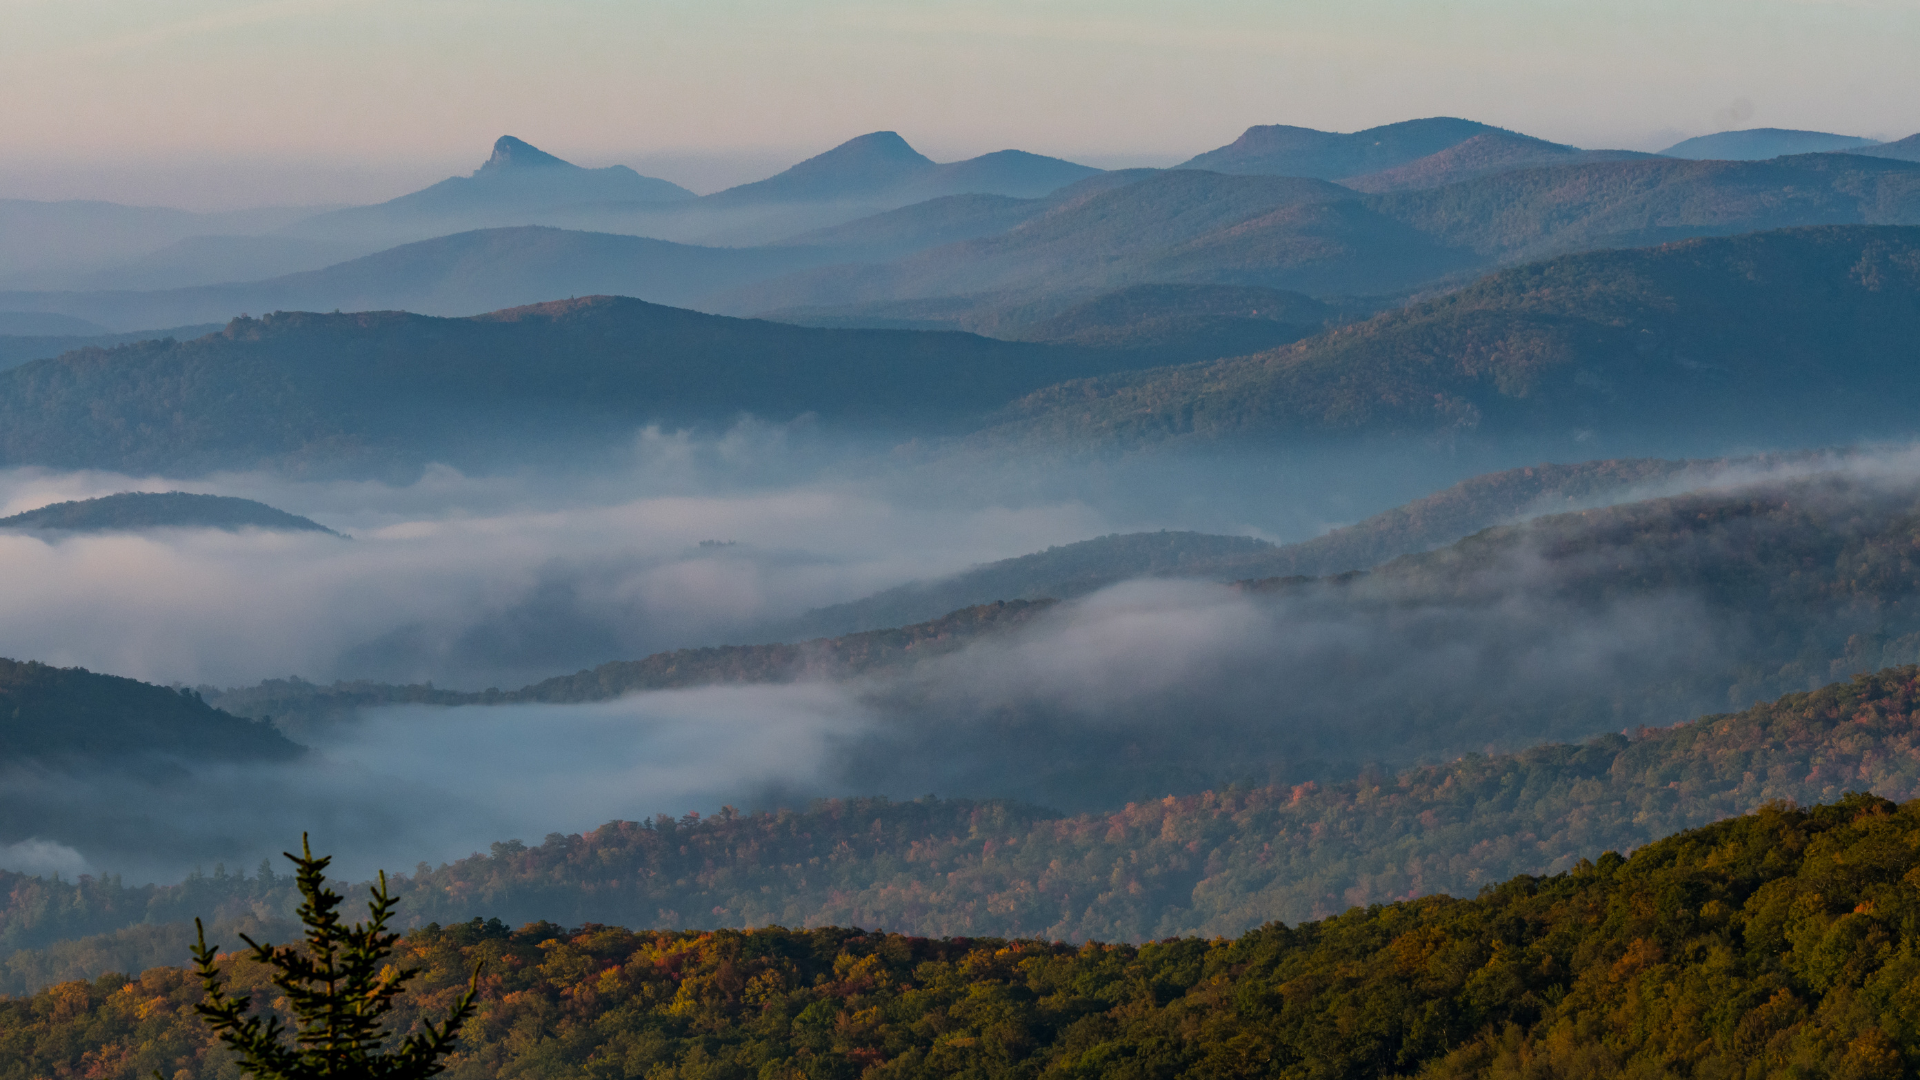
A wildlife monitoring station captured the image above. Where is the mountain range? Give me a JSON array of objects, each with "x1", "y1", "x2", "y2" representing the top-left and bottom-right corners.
[
  {"x1": 12, "y1": 127, "x2": 1920, "y2": 345},
  {"x1": 983, "y1": 225, "x2": 1920, "y2": 453},
  {"x1": 725, "y1": 151, "x2": 1920, "y2": 327},
  {"x1": 4, "y1": 225, "x2": 1917, "y2": 477}
]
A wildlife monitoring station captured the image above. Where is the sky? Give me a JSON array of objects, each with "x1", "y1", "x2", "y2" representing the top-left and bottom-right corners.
[{"x1": 2, "y1": 0, "x2": 1918, "y2": 208}]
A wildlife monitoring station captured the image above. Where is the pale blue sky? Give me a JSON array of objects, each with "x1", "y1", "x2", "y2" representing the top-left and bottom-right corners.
[{"x1": 4, "y1": 0, "x2": 1917, "y2": 207}]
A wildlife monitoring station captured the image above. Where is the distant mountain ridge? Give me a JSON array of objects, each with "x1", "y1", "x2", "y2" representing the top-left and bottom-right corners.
[
  {"x1": 1177, "y1": 117, "x2": 1521, "y2": 177},
  {"x1": 983, "y1": 225, "x2": 1920, "y2": 452},
  {"x1": 702, "y1": 131, "x2": 1102, "y2": 205},
  {"x1": 721, "y1": 152, "x2": 1920, "y2": 319},
  {"x1": 286, "y1": 136, "x2": 695, "y2": 244},
  {"x1": 0, "y1": 226, "x2": 853, "y2": 329},
  {"x1": 0, "y1": 492, "x2": 337, "y2": 535},
  {"x1": 1660, "y1": 127, "x2": 1882, "y2": 160},
  {"x1": 0, "y1": 295, "x2": 1157, "y2": 473}
]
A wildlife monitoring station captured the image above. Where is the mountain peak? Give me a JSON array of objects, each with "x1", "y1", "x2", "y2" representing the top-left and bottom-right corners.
[
  {"x1": 799, "y1": 132, "x2": 936, "y2": 172},
  {"x1": 707, "y1": 131, "x2": 937, "y2": 202},
  {"x1": 480, "y1": 136, "x2": 578, "y2": 172}
]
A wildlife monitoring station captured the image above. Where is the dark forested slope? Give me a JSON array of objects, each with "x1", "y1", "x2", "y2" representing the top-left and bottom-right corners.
[
  {"x1": 0, "y1": 659, "x2": 299, "y2": 764},
  {"x1": 0, "y1": 295, "x2": 1149, "y2": 473},
  {"x1": 990, "y1": 226, "x2": 1920, "y2": 449},
  {"x1": 17, "y1": 795, "x2": 1920, "y2": 1080}
]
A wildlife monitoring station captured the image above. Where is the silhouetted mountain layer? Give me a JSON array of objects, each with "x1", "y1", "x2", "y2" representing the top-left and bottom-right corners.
[
  {"x1": 719, "y1": 169, "x2": 1466, "y2": 313},
  {"x1": 702, "y1": 131, "x2": 1101, "y2": 206},
  {"x1": 286, "y1": 136, "x2": 694, "y2": 245},
  {"x1": 71, "y1": 234, "x2": 369, "y2": 291},
  {"x1": 0, "y1": 295, "x2": 1148, "y2": 473},
  {"x1": 985, "y1": 226, "x2": 1920, "y2": 450},
  {"x1": 1339, "y1": 131, "x2": 1652, "y2": 193},
  {"x1": 0, "y1": 492, "x2": 337, "y2": 535},
  {"x1": 1660, "y1": 127, "x2": 1880, "y2": 160},
  {"x1": 0, "y1": 226, "x2": 852, "y2": 330},
  {"x1": 727, "y1": 153, "x2": 1920, "y2": 317},
  {"x1": 0, "y1": 200, "x2": 325, "y2": 289},
  {"x1": 0, "y1": 658, "x2": 300, "y2": 765},
  {"x1": 1859, "y1": 133, "x2": 1920, "y2": 163},
  {"x1": 1370, "y1": 152, "x2": 1920, "y2": 262},
  {"x1": 1177, "y1": 117, "x2": 1520, "y2": 177}
]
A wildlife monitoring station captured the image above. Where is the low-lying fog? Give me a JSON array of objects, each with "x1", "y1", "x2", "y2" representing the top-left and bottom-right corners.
[{"x1": 8, "y1": 431, "x2": 1916, "y2": 884}]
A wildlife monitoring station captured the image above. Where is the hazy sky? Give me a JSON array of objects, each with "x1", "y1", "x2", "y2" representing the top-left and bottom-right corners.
[{"x1": 4, "y1": 0, "x2": 1918, "y2": 208}]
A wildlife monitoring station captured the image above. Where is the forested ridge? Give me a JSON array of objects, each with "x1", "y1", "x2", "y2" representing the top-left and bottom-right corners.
[
  {"x1": 0, "y1": 296, "x2": 1144, "y2": 473},
  {"x1": 18, "y1": 663, "x2": 1920, "y2": 995},
  {"x1": 991, "y1": 226, "x2": 1920, "y2": 448},
  {"x1": 0, "y1": 658, "x2": 299, "y2": 764},
  {"x1": 209, "y1": 600, "x2": 1054, "y2": 731},
  {"x1": 14, "y1": 795, "x2": 1920, "y2": 1079}
]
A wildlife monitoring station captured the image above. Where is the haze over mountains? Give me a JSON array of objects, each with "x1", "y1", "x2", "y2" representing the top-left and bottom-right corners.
[
  {"x1": 9, "y1": 118, "x2": 1920, "y2": 340},
  {"x1": 17, "y1": 107, "x2": 1920, "y2": 1035}
]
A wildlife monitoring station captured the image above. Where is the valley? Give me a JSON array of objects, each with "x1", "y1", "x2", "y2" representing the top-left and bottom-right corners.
[{"x1": 8, "y1": 80, "x2": 1920, "y2": 1080}]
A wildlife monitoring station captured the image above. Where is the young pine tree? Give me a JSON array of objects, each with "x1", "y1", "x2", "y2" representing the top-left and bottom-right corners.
[{"x1": 181, "y1": 835, "x2": 480, "y2": 1080}]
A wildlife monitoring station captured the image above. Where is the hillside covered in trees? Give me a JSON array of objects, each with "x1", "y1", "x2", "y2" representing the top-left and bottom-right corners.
[
  {"x1": 990, "y1": 226, "x2": 1920, "y2": 451},
  {"x1": 0, "y1": 296, "x2": 1148, "y2": 474},
  {"x1": 12, "y1": 794, "x2": 1920, "y2": 1079},
  {"x1": 17, "y1": 662, "x2": 1920, "y2": 995},
  {"x1": 0, "y1": 659, "x2": 300, "y2": 765}
]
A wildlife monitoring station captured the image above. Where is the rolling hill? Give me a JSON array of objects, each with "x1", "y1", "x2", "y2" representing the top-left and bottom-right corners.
[
  {"x1": 713, "y1": 169, "x2": 1417, "y2": 313},
  {"x1": 1176, "y1": 116, "x2": 1523, "y2": 177},
  {"x1": 0, "y1": 199, "x2": 325, "y2": 290},
  {"x1": 1860, "y1": 132, "x2": 1920, "y2": 163},
  {"x1": 19, "y1": 665, "x2": 1920, "y2": 1004},
  {"x1": 725, "y1": 152, "x2": 1920, "y2": 319},
  {"x1": 283, "y1": 136, "x2": 694, "y2": 247},
  {"x1": 0, "y1": 226, "x2": 853, "y2": 330},
  {"x1": 984, "y1": 226, "x2": 1920, "y2": 451},
  {"x1": 0, "y1": 295, "x2": 1154, "y2": 473},
  {"x1": 1338, "y1": 130, "x2": 1653, "y2": 192},
  {"x1": 0, "y1": 492, "x2": 337, "y2": 535},
  {"x1": 0, "y1": 323, "x2": 222, "y2": 371},
  {"x1": 1660, "y1": 126, "x2": 1881, "y2": 159},
  {"x1": 15, "y1": 791, "x2": 1920, "y2": 1078},
  {"x1": 699, "y1": 131, "x2": 1100, "y2": 206},
  {"x1": 0, "y1": 658, "x2": 300, "y2": 766},
  {"x1": 1371, "y1": 152, "x2": 1920, "y2": 262}
]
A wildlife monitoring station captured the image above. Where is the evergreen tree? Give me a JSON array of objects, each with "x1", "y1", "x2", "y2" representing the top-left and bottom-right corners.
[{"x1": 182, "y1": 835, "x2": 478, "y2": 1080}]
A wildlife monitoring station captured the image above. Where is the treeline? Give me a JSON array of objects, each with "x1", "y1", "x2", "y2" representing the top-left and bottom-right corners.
[
  {"x1": 10, "y1": 795, "x2": 1920, "y2": 1079},
  {"x1": 15, "y1": 663, "x2": 1920, "y2": 994},
  {"x1": 0, "y1": 658, "x2": 298, "y2": 763},
  {"x1": 208, "y1": 600, "x2": 1053, "y2": 732}
]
